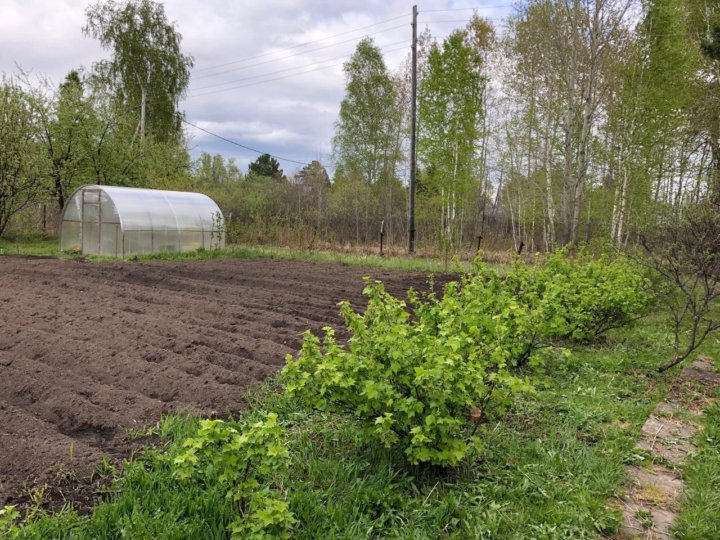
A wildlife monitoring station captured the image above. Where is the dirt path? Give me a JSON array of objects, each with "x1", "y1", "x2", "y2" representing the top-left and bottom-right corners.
[{"x1": 0, "y1": 256, "x2": 444, "y2": 509}]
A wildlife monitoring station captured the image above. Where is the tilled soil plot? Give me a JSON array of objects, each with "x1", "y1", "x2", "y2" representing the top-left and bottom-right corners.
[{"x1": 0, "y1": 256, "x2": 444, "y2": 509}]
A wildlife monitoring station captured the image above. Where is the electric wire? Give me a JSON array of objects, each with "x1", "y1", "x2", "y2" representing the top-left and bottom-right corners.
[
  {"x1": 187, "y1": 43, "x2": 409, "y2": 98},
  {"x1": 192, "y1": 24, "x2": 407, "y2": 81},
  {"x1": 183, "y1": 11, "x2": 512, "y2": 158},
  {"x1": 181, "y1": 118, "x2": 310, "y2": 166},
  {"x1": 420, "y1": 18, "x2": 504, "y2": 24},
  {"x1": 193, "y1": 7, "x2": 513, "y2": 76},
  {"x1": 421, "y1": 4, "x2": 515, "y2": 13},
  {"x1": 192, "y1": 15, "x2": 508, "y2": 94},
  {"x1": 190, "y1": 39, "x2": 407, "y2": 92},
  {"x1": 186, "y1": 15, "x2": 502, "y2": 98},
  {"x1": 193, "y1": 12, "x2": 407, "y2": 73}
]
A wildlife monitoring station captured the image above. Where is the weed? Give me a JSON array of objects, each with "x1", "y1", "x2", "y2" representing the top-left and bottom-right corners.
[
  {"x1": 91, "y1": 456, "x2": 116, "y2": 481},
  {"x1": 635, "y1": 508, "x2": 654, "y2": 529}
]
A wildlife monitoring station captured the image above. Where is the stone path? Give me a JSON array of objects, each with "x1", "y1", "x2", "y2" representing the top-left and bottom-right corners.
[{"x1": 618, "y1": 356, "x2": 720, "y2": 539}]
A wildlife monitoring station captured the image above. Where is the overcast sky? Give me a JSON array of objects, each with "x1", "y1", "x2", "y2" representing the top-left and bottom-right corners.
[{"x1": 1, "y1": 0, "x2": 514, "y2": 177}]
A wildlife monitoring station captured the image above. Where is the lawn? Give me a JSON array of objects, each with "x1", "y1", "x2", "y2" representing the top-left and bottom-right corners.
[{"x1": 0, "y1": 237, "x2": 60, "y2": 257}]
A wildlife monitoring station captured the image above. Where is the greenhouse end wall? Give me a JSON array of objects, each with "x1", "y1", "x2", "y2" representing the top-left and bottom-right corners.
[{"x1": 60, "y1": 185, "x2": 225, "y2": 257}]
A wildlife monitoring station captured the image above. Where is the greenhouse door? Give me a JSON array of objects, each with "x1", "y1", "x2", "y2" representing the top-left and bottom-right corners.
[{"x1": 81, "y1": 189, "x2": 101, "y2": 255}]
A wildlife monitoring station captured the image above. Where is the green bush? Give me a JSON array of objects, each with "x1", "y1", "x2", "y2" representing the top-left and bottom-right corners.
[
  {"x1": 527, "y1": 253, "x2": 653, "y2": 342},
  {"x1": 173, "y1": 413, "x2": 295, "y2": 539},
  {"x1": 282, "y1": 270, "x2": 539, "y2": 467},
  {"x1": 281, "y1": 254, "x2": 652, "y2": 468}
]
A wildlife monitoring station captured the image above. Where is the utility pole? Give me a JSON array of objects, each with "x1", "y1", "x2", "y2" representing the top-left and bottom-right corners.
[{"x1": 408, "y1": 4, "x2": 418, "y2": 254}]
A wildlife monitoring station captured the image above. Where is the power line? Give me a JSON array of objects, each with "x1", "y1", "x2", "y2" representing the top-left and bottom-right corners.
[
  {"x1": 187, "y1": 44, "x2": 409, "y2": 98},
  {"x1": 187, "y1": 16, "x2": 506, "y2": 98},
  {"x1": 190, "y1": 39, "x2": 407, "y2": 93},
  {"x1": 420, "y1": 18, "x2": 505, "y2": 24},
  {"x1": 181, "y1": 118, "x2": 309, "y2": 166},
  {"x1": 192, "y1": 15, "x2": 508, "y2": 87},
  {"x1": 192, "y1": 24, "x2": 407, "y2": 81},
  {"x1": 192, "y1": 8, "x2": 512, "y2": 77},
  {"x1": 421, "y1": 4, "x2": 515, "y2": 13},
  {"x1": 183, "y1": 8, "x2": 513, "y2": 166},
  {"x1": 193, "y1": 13, "x2": 407, "y2": 74}
]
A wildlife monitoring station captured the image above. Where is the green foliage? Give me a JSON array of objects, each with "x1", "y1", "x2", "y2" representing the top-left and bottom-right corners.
[
  {"x1": 83, "y1": 0, "x2": 193, "y2": 143},
  {"x1": 282, "y1": 254, "x2": 652, "y2": 467},
  {"x1": 248, "y1": 153, "x2": 283, "y2": 180},
  {"x1": 419, "y1": 29, "x2": 485, "y2": 194},
  {"x1": 0, "y1": 505, "x2": 20, "y2": 539},
  {"x1": 30, "y1": 71, "x2": 194, "y2": 198},
  {"x1": 35, "y1": 70, "x2": 95, "y2": 210},
  {"x1": 194, "y1": 152, "x2": 244, "y2": 186},
  {"x1": 0, "y1": 79, "x2": 49, "y2": 237},
  {"x1": 527, "y1": 253, "x2": 654, "y2": 342},
  {"x1": 173, "y1": 413, "x2": 295, "y2": 539},
  {"x1": 10, "y1": 309, "x2": 688, "y2": 539},
  {"x1": 702, "y1": 23, "x2": 720, "y2": 61},
  {"x1": 333, "y1": 37, "x2": 399, "y2": 184},
  {"x1": 418, "y1": 26, "x2": 488, "y2": 251},
  {"x1": 282, "y1": 269, "x2": 539, "y2": 467}
]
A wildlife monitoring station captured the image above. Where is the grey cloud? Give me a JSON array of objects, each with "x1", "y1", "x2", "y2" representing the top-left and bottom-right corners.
[{"x1": 1, "y1": 0, "x2": 513, "y2": 172}]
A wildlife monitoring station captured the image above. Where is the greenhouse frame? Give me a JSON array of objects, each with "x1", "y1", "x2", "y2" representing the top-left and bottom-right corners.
[{"x1": 59, "y1": 185, "x2": 225, "y2": 257}]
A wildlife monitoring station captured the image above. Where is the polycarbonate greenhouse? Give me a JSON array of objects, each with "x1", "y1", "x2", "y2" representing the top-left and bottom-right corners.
[{"x1": 60, "y1": 185, "x2": 225, "y2": 257}]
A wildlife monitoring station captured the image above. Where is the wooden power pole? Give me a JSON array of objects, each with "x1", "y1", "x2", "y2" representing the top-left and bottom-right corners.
[{"x1": 408, "y1": 4, "x2": 418, "y2": 254}]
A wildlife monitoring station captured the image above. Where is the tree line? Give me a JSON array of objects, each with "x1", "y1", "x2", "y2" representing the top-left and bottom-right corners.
[{"x1": 2, "y1": 0, "x2": 719, "y2": 256}]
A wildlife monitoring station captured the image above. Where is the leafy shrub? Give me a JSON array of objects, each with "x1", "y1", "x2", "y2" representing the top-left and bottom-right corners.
[
  {"x1": 0, "y1": 505, "x2": 20, "y2": 539},
  {"x1": 524, "y1": 253, "x2": 653, "y2": 343},
  {"x1": 173, "y1": 413, "x2": 295, "y2": 539},
  {"x1": 282, "y1": 272, "x2": 539, "y2": 467},
  {"x1": 281, "y1": 254, "x2": 651, "y2": 468}
]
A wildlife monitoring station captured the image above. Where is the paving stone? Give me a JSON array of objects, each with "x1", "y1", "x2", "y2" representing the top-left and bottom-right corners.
[
  {"x1": 618, "y1": 356, "x2": 718, "y2": 539},
  {"x1": 636, "y1": 415, "x2": 697, "y2": 465},
  {"x1": 681, "y1": 356, "x2": 720, "y2": 385},
  {"x1": 619, "y1": 501, "x2": 676, "y2": 539},
  {"x1": 627, "y1": 465, "x2": 683, "y2": 507},
  {"x1": 653, "y1": 401, "x2": 681, "y2": 417}
]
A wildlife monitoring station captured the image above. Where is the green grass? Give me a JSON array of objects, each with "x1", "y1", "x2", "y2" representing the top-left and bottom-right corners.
[
  {"x1": 8, "y1": 315, "x2": 686, "y2": 539},
  {"x1": 0, "y1": 236, "x2": 476, "y2": 273},
  {"x1": 125, "y1": 244, "x2": 474, "y2": 273},
  {"x1": 0, "y1": 237, "x2": 60, "y2": 257}
]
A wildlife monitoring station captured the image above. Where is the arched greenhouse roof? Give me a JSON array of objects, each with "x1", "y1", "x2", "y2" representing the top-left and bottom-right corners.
[{"x1": 60, "y1": 185, "x2": 225, "y2": 257}]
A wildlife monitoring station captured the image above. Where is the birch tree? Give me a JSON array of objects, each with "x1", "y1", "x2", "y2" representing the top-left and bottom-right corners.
[
  {"x1": 503, "y1": 0, "x2": 633, "y2": 247},
  {"x1": 418, "y1": 26, "x2": 488, "y2": 249},
  {"x1": 333, "y1": 38, "x2": 399, "y2": 185},
  {"x1": 686, "y1": 0, "x2": 720, "y2": 202},
  {"x1": 84, "y1": 0, "x2": 193, "y2": 144}
]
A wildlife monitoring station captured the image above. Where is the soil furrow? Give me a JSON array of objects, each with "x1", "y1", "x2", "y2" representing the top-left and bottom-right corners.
[{"x1": 0, "y1": 256, "x2": 443, "y2": 510}]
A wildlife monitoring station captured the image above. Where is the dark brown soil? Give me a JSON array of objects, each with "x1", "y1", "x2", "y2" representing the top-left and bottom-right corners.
[{"x1": 0, "y1": 256, "x2": 444, "y2": 511}]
